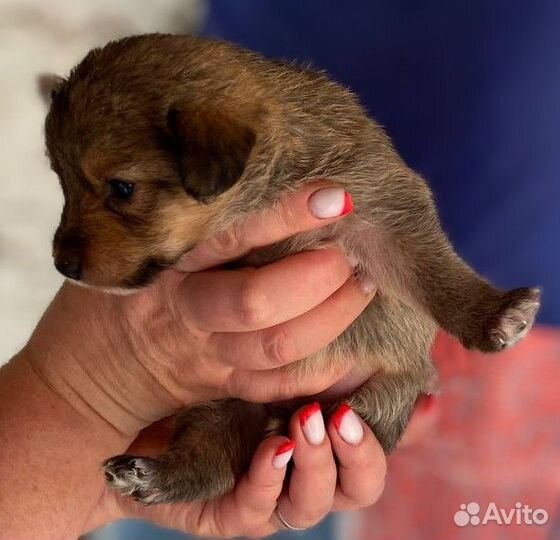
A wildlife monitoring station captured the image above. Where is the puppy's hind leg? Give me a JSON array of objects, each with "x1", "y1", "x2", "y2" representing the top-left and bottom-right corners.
[
  {"x1": 350, "y1": 171, "x2": 541, "y2": 353},
  {"x1": 104, "y1": 399, "x2": 267, "y2": 504}
]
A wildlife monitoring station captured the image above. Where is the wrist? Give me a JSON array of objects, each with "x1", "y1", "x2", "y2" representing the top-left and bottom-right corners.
[
  {"x1": 15, "y1": 349, "x2": 131, "y2": 445},
  {"x1": 0, "y1": 352, "x2": 129, "y2": 538}
]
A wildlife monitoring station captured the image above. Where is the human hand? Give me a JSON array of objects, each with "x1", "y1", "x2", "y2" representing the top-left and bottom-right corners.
[
  {"x1": 86, "y1": 403, "x2": 386, "y2": 538},
  {"x1": 26, "y1": 184, "x2": 376, "y2": 437}
]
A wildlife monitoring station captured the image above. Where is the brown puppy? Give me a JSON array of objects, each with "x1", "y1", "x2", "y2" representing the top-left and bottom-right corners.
[{"x1": 43, "y1": 34, "x2": 541, "y2": 504}]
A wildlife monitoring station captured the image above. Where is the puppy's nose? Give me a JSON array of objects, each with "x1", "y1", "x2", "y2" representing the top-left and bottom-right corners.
[{"x1": 55, "y1": 255, "x2": 82, "y2": 281}]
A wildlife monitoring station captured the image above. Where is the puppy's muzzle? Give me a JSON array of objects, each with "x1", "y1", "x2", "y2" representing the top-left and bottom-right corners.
[
  {"x1": 54, "y1": 254, "x2": 82, "y2": 281},
  {"x1": 53, "y1": 229, "x2": 84, "y2": 281}
]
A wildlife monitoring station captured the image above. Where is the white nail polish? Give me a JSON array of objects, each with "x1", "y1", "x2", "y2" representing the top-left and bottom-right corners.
[
  {"x1": 360, "y1": 277, "x2": 376, "y2": 295},
  {"x1": 334, "y1": 405, "x2": 364, "y2": 445},
  {"x1": 300, "y1": 403, "x2": 325, "y2": 445},
  {"x1": 272, "y1": 441, "x2": 295, "y2": 469},
  {"x1": 308, "y1": 188, "x2": 352, "y2": 219},
  {"x1": 347, "y1": 252, "x2": 360, "y2": 268}
]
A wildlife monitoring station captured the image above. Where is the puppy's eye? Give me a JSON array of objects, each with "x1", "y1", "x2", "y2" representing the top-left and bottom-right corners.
[{"x1": 109, "y1": 179, "x2": 135, "y2": 200}]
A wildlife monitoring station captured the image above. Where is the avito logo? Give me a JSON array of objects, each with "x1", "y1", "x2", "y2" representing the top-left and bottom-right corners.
[{"x1": 454, "y1": 502, "x2": 548, "y2": 527}]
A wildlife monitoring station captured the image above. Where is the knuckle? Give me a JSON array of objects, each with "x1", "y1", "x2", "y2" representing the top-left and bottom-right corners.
[
  {"x1": 246, "y1": 468, "x2": 281, "y2": 493},
  {"x1": 309, "y1": 457, "x2": 338, "y2": 479},
  {"x1": 237, "y1": 278, "x2": 270, "y2": 327},
  {"x1": 262, "y1": 329, "x2": 297, "y2": 367},
  {"x1": 241, "y1": 387, "x2": 266, "y2": 402},
  {"x1": 230, "y1": 371, "x2": 283, "y2": 403},
  {"x1": 269, "y1": 377, "x2": 300, "y2": 402},
  {"x1": 236, "y1": 379, "x2": 266, "y2": 402},
  {"x1": 224, "y1": 370, "x2": 243, "y2": 399}
]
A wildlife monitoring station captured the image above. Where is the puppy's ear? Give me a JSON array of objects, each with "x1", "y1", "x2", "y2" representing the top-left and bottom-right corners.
[
  {"x1": 168, "y1": 107, "x2": 256, "y2": 202},
  {"x1": 37, "y1": 73, "x2": 65, "y2": 106}
]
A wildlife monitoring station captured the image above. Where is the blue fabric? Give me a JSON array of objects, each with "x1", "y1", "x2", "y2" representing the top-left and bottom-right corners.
[
  {"x1": 204, "y1": 0, "x2": 560, "y2": 325},
  {"x1": 86, "y1": 516, "x2": 336, "y2": 540}
]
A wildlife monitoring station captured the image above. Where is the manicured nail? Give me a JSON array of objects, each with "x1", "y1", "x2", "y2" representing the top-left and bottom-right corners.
[
  {"x1": 360, "y1": 277, "x2": 376, "y2": 295},
  {"x1": 419, "y1": 393, "x2": 437, "y2": 413},
  {"x1": 299, "y1": 402, "x2": 325, "y2": 445},
  {"x1": 347, "y1": 252, "x2": 360, "y2": 268},
  {"x1": 272, "y1": 440, "x2": 295, "y2": 469},
  {"x1": 332, "y1": 404, "x2": 364, "y2": 445},
  {"x1": 308, "y1": 188, "x2": 353, "y2": 219}
]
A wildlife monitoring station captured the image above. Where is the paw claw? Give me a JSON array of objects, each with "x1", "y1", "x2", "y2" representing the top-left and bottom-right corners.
[
  {"x1": 485, "y1": 287, "x2": 541, "y2": 352},
  {"x1": 103, "y1": 455, "x2": 162, "y2": 504}
]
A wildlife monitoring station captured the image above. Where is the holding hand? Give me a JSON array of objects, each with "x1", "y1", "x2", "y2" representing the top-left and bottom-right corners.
[
  {"x1": 1, "y1": 184, "x2": 384, "y2": 539},
  {"x1": 87, "y1": 403, "x2": 386, "y2": 537},
  {"x1": 27, "y1": 184, "x2": 374, "y2": 435}
]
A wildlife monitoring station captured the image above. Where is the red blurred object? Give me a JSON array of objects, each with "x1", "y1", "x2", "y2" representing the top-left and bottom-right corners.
[{"x1": 354, "y1": 328, "x2": 560, "y2": 540}]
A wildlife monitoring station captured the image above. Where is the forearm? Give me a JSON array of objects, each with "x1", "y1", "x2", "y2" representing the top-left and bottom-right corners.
[{"x1": 0, "y1": 352, "x2": 130, "y2": 539}]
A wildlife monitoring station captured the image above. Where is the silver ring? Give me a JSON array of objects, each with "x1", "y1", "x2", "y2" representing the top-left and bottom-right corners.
[{"x1": 274, "y1": 506, "x2": 307, "y2": 531}]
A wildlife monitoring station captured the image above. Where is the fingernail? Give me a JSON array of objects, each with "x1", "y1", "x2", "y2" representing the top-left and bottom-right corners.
[
  {"x1": 308, "y1": 188, "x2": 353, "y2": 219},
  {"x1": 419, "y1": 393, "x2": 437, "y2": 413},
  {"x1": 299, "y1": 402, "x2": 325, "y2": 445},
  {"x1": 360, "y1": 277, "x2": 376, "y2": 295},
  {"x1": 272, "y1": 440, "x2": 295, "y2": 469},
  {"x1": 347, "y1": 252, "x2": 359, "y2": 268},
  {"x1": 332, "y1": 404, "x2": 364, "y2": 445}
]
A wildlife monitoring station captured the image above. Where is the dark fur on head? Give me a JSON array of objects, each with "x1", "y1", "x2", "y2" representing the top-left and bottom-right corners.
[{"x1": 44, "y1": 34, "x2": 541, "y2": 504}]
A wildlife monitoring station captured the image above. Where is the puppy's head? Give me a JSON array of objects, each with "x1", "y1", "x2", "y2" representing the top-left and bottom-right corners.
[{"x1": 44, "y1": 35, "x2": 258, "y2": 290}]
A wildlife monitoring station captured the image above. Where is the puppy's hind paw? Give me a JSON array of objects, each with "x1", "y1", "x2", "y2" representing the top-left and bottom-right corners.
[
  {"x1": 484, "y1": 287, "x2": 541, "y2": 352},
  {"x1": 103, "y1": 454, "x2": 163, "y2": 505}
]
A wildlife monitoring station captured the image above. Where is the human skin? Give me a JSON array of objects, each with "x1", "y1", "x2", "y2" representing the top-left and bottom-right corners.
[{"x1": 0, "y1": 185, "x2": 386, "y2": 539}]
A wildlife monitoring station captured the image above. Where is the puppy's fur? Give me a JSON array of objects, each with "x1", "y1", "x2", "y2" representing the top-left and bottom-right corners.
[{"x1": 43, "y1": 34, "x2": 541, "y2": 504}]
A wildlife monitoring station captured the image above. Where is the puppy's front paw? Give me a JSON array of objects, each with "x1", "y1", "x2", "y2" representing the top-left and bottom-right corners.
[
  {"x1": 484, "y1": 287, "x2": 541, "y2": 352},
  {"x1": 103, "y1": 454, "x2": 162, "y2": 505}
]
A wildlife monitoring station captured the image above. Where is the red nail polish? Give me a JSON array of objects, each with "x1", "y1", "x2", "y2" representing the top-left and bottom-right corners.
[
  {"x1": 275, "y1": 440, "x2": 296, "y2": 456},
  {"x1": 331, "y1": 403, "x2": 364, "y2": 445},
  {"x1": 299, "y1": 402, "x2": 321, "y2": 426},
  {"x1": 420, "y1": 394, "x2": 437, "y2": 412},
  {"x1": 332, "y1": 403, "x2": 352, "y2": 430},
  {"x1": 341, "y1": 192, "x2": 354, "y2": 216},
  {"x1": 272, "y1": 439, "x2": 295, "y2": 469}
]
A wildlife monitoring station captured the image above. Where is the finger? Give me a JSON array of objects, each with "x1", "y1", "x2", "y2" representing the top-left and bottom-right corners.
[
  {"x1": 214, "y1": 274, "x2": 376, "y2": 372},
  {"x1": 273, "y1": 404, "x2": 337, "y2": 530},
  {"x1": 328, "y1": 404, "x2": 387, "y2": 511},
  {"x1": 180, "y1": 248, "x2": 355, "y2": 332},
  {"x1": 176, "y1": 184, "x2": 354, "y2": 272},
  {"x1": 211, "y1": 436, "x2": 294, "y2": 538},
  {"x1": 227, "y1": 359, "x2": 349, "y2": 403}
]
